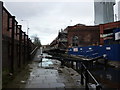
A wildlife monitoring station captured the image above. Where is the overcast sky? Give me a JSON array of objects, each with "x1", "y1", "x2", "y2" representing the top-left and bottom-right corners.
[{"x1": 2, "y1": 0, "x2": 120, "y2": 45}]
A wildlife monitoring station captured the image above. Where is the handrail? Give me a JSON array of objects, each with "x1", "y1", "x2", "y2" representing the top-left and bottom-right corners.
[
  {"x1": 46, "y1": 53, "x2": 102, "y2": 90},
  {"x1": 30, "y1": 46, "x2": 38, "y2": 55},
  {"x1": 81, "y1": 62, "x2": 102, "y2": 90},
  {"x1": 87, "y1": 70, "x2": 99, "y2": 85}
]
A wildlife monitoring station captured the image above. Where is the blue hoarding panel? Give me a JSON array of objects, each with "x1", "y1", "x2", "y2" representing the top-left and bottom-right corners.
[
  {"x1": 68, "y1": 44, "x2": 120, "y2": 61},
  {"x1": 113, "y1": 28, "x2": 120, "y2": 33},
  {"x1": 104, "y1": 44, "x2": 120, "y2": 61}
]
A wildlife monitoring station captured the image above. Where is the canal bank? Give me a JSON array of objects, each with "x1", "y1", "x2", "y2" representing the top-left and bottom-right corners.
[
  {"x1": 3, "y1": 49, "x2": 84, "y2": 89},
  {"x1": 46, "y1": 51, "x2": 120, "y2": 89}
]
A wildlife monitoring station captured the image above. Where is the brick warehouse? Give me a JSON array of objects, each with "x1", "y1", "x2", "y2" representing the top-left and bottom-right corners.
[
  {"x1": 50, "y1": 24, "x2": 100, "y2": 50},
  {"x1": 67, "y1": 24, "x2": 100, "y2": 48},
  {"x1": 2, "y1": 4, "x2": 37, "y2": 82},
  {"x1": 99, "y1": 21, "x2": 120, "y2": 45}
]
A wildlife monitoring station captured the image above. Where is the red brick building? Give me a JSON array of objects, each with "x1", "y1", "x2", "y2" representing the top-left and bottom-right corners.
[
  {"x1": 99, "y1": 21, "x2": 120, "y2": 45},
  {"x1": 67, "y1": 24, "x2": 100, "y2": 48}
]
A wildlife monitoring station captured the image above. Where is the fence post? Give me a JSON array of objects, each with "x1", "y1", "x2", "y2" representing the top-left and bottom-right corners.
[
  {"x1": 104, "y1": 59, "x2": 108, "y2": 70},
  {"x1": 0, "y1": 1, "x2": 3, "y2": 89},
  {"x1": 71, "y1": 61, "x2": 73, "y2": 68},
  {"x1": 76, "y1": 61, "x2": 78, "y2": 70},
  {"x1": 11, "y1": 16, "x2": 15, "y2": 73},
  {"x1": 18, "y1": 26, "x2": 22, "y2": 68},
  {"x1": 61, "y1": 59, "x2": 64, "y2": 66},
  {"x1": 81, "y1": 63, "x2": 84, "y2": 85},
  {"x1": 85, "y1": 69, "x2": 89, "y2": 90}
]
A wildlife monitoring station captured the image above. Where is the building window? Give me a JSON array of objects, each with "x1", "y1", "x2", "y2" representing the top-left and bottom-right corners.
[{"x1": 72, "y1": 36, "x2": 79, "y2": 47}]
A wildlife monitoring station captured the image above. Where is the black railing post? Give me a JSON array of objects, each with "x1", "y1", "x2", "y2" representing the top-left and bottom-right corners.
[
  {"x1": 71, "y1": 61, "x2": 73, "y2": 68},
  {"x1": 81, "y1": 63, "x2": 84, "y2": 85},
  {"x1": 61, "y1": 59, "x2": 64, "y2": 66},
  {"x1": 85, "y1": 69, "x2": 89, "y2": 90},
  {"x1": 11, "y1": 16, "x2": 15, "y2": 73},
  {"x1": 104, "y1": 59, "x2": 108, "y2": 70},
  {"x1": 76, "y1": 61, "x2": 78, "y2": 70}
]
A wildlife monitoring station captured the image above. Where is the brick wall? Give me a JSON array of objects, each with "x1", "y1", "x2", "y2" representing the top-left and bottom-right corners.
[{"x1": 67, "y1": 25, "x2": 100, "y2": 47}]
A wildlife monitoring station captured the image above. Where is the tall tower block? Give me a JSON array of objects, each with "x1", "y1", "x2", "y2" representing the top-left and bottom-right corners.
[{"x1": 94, "y1": 0, "x2": 115, "y2": 25}]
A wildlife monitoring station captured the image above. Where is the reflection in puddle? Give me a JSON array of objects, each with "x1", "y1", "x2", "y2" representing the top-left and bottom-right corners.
[
  {"x1": 38, "y1": 53, "x2": 53, "y2": 67},
  {"x1": 106, "y1": 74, "x2": 112, "y2": 80}
]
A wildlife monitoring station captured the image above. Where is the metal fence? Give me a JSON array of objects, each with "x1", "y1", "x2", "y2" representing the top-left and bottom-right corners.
[{"x1": 2, "y1": 5, "x2": 37, "y2": 77}]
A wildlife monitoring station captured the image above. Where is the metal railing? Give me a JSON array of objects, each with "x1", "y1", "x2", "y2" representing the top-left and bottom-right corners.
[
  {"x1": 30, "y1": 46, "x2": 38, "y2": 55},
  {"x1": 81, "y1": 62, "x2": 102, "y2": 90},
  {"x1": 45, "y1": 52, "x2": 103, "y2": 90}
]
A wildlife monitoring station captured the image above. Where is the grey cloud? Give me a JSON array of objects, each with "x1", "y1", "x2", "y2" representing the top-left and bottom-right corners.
[
  {"x1": 4, "y1": 2, "x2": 60, "y2": 19},
  {"x1": 3, "y1": 2, "x2": 95, "y2": 44}
]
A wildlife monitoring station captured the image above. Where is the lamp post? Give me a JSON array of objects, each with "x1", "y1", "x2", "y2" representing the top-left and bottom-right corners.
[{"x1": 21, "y1": 20, "x2": 29, "y2": 35}]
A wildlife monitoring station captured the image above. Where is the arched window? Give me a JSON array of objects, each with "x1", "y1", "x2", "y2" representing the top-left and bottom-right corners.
[{"x1": 72, "y1": 36, "x2": 79, "y2": 46}]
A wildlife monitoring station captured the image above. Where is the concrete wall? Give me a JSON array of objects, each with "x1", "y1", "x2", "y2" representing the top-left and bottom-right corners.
[{"x1": 0, "y1": 2, "x2": 3, "y2": 90}]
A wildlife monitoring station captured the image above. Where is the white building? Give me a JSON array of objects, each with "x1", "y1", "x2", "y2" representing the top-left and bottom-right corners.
[{"x1": 94, "y1": 0, "x2": 115, "y2": 25}]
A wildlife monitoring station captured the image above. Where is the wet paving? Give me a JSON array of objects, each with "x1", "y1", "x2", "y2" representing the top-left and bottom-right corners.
[{"x1": 4, "y1": 49, "x2": 84, "y2": 89}]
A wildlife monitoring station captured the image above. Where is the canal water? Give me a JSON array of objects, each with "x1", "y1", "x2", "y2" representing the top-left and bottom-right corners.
[
  {"x1": 90, "y1": 63, "x2": 120, "y2": 88},
  {"x1": 44, "y1": 51, "x2": 120, "y2": 89},
  {"x1": 35, "y1": 49, "x2": 120, "y2": 89}
]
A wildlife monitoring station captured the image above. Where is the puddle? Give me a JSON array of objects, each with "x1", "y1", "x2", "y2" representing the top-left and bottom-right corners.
[{"x1": 38, "y1": 53, "x2": 53, "y2": 68}]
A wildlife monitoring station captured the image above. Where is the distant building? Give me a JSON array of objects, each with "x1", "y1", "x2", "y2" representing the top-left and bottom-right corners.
[
  {"x1": 50, "y1": 29, "x2": 68, "y2": 49},
  {"x1": 94, "y1": 0, "x2": 115, "y2": 25},
  {"x1": 118, "y1": 1, "x2": 120, "y2": 20},
  {"x1": 50, "y1": 24, "x2": 100, "y2": 49},
  {"x1": 67, "y1": 24, "x2": 100, "y2": 47}
]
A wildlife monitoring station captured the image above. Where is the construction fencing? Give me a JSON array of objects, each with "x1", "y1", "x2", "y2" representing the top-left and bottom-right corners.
[{"x1": 68, "y1": 44, "x2": 120, "y2": 61}]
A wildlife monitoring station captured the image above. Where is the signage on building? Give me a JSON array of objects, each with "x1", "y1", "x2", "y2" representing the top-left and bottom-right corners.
[
  {"x1": 115, "y1": 31, "x2": 120, "y2": 40},
  {"x1": 100, "y1": 33, "x2": 113, "y2": 40},
  {"x1": 114, "y1": 28, "x2": 120, "y2": 40},
  {"x1": 73, "y1": 48, "x2": 78, "y2": 52}
]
